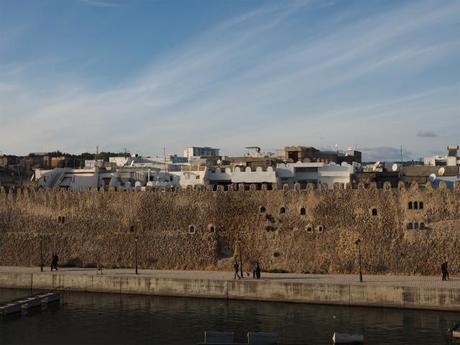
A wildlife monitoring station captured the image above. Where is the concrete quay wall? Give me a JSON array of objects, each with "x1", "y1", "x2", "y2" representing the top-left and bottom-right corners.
[{"x1": 1, "y1": 271, "x2": 459, "y2": 311}]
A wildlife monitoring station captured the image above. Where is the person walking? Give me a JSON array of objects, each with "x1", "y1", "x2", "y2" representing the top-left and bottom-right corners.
[
  {"x1": 441, "y1": 261, "x2": 449, "y2": 281},
  {"x1": 233, "y1": 261, "x2": 241, "y2": 280},
  {"x1": 255, "y1": 262, "x2": 261, "y2": 279},
  {"x1": 50, "y1": 254, "x2": 59, "y2": 271}
]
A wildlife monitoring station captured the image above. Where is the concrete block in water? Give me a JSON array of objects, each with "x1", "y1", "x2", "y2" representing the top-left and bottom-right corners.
[
  {"x1": 247, "y1": 332, "x2": 278, "y2": 345},
  {"x1": 0, "y1": 303, "x2": 22, "y2": 315},
  {"x1": 204, "y1": 331, "x2": 235, "y2": 344}
]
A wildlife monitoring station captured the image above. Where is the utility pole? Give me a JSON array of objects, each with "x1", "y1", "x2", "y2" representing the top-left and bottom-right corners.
[
  {"x1": 40, "y1": 236, "x2": 43, "y2": 272},
  {"x1": 135, "y1": 236, "x2": 138, "y2": 275}
]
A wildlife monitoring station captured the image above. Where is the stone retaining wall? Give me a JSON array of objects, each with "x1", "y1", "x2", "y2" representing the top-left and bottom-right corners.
[{"x1": 0, "y1": 182, "x2": 459, "y2": 274}]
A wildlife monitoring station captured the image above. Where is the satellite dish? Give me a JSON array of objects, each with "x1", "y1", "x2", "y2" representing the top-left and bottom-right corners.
[
  {"x1": 438, "y1": 167, "x2": 445, "y2": 176},
  {"x1": 372, "y1": 161, "x2": 381, "y2": 171},
  {"x1": 429, "y1": 174, "x2": 436, "y2": 182},
  {"x1": 392, "y1": 163, "x2": 398, "y2": 172}
]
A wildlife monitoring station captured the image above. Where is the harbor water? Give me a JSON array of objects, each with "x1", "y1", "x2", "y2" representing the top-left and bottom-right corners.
[{"x1": 0, "y1": 288, "x2": 459, "y2": 345}]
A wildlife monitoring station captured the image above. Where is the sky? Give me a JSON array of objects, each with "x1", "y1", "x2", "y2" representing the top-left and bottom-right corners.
[{"x1": 0, "y1": 0, "x2": 459, "y2": 161}]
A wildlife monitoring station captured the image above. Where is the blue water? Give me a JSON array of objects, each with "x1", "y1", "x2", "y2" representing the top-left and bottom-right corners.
[{"x1": 0, "y1": 289, "x2": 459, "y2": 345}]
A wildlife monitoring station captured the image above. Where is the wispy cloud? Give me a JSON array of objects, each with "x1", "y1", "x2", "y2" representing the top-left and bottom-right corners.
[
  {"x1": 417, "y1": 130, "x2": 439, "y2": 138},
  {"x1": 0, "y1": 0, "x2": 459, "y2": 156},
  {"x1": 78, "y1": 0, "x2": 122, "y2": 8}
]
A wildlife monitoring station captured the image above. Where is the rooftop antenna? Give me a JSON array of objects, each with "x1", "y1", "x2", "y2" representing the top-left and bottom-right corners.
[
  {"x1": 95, "y1": 145, "x2": 99, "y2": 189},
  {"x1": 400, "y1": 145, "x2": 403, "y2": 163},
  {"x1": 163, "y1": 146, "x2": 167, "y2": 172}
]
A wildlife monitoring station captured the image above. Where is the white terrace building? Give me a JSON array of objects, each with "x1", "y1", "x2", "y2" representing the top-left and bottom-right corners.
[{"x1": 276, "y1": 162, "x2": 355, "y2": 189}]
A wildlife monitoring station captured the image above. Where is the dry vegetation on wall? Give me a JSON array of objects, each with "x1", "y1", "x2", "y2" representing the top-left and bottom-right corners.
[{"x1": 0, "y1": 181, "x2": 459, "y2": 275}]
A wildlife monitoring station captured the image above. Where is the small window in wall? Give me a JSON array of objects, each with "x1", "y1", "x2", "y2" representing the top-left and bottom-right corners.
[
  {"x1": 273, "y1": 252, "x2": 281, "y2": 258},
  {"x1": 413, "y1": 202, "x2": 418, "y2": 210},
  {"x1": 188, "y1": 225, "x2": 196, "y2": 234},
  {"x1": 306, "y1": 225, "x2": 313, "y2": 233},
  {"x1": 259, "y1": 206, "x2": 266, "y2": 214},
  {"x1": 208, "y1": 224, "x2": 215, "y2": 233},
  {"x1": 419, "y1": 202, "x2": 424, "y2": 210},
  {"x1": 414, "y1": 222, "x2": 419, "y2": 229},
  {"x1": 407, "y1": 223, "x2": 413, "y2": 230},
  {"x1": 129, "y1": 225, "x2": 135, "y2": 233},
  {"x1": 371, "y1": 208, "x2": 378, "y2": 216},
  {"x1": 57, "y1": 216, "x2": 65, "y2": 224},
  {"x1": 408, "y1": 202, "x2": 413, "y2": 210},
  {"x1": 195, "y1": 175, "x2": 200, "y2": 180},
  {"x1": 300, "y1": 207, "x2": 306, "y2": 216},
  {"x1": 279, "y1": 207, "x2": 286, "y2": 215},
  {"x1": 420, "y1": 222, "x2": 425, "y2": 229},
  {"x1": 317, "y1": 225, "x2": 324, "y2": 233}
]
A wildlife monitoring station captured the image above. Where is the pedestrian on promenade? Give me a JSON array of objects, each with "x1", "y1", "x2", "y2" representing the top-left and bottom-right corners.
[
  {"x1": 255, "y1": 262, "x2": 261, "y2": 279},
  {"x1": 441, "y1": 261, "x2": 449, "y2": 281},
  {"x1": 252, "y1": 262, "x2": 257, "y2": 279},
  {"x1": 233, "y1": 261, "x2": 241, "y2": 279},
  {"x1": 50, "y1": 254, "x2": 59, "y2": 271}
]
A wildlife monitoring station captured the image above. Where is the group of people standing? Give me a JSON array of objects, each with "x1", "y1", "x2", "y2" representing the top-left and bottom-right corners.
[{"x1": 233, "y1": 261, "x2": 261, "y2": 280}]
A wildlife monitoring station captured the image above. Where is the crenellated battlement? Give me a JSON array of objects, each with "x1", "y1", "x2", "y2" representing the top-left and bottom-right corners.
[{"x1": 1, "y1": 180, "x2": 458, "y2": 199}]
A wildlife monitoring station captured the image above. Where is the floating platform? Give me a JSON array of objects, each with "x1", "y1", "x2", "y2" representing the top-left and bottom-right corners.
[
  {"x1": 0, "y1": 292, "x2": 60, "y2": 317},
  {"x1": 198, "y1": 331, "x2": 278, "y2": 345}
]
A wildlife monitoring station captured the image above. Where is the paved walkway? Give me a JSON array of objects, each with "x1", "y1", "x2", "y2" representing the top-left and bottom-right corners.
[{"x1": 0, "y1": 266, "x2": 457, "y2": 289}]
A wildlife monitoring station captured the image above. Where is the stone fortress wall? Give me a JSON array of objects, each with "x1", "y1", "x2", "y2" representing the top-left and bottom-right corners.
[{"x1": 0, "y1": 181, "x2": 459, "y2": 275}]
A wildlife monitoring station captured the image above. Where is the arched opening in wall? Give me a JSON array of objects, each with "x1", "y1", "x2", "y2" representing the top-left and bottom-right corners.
[
  {"x1": 279, "y1": 207, "x2": 286, "y2": 215},
  {"x1": 208, "y1": 224, "x2": 216, "y2": 233},
  {"x1": 371, "y1": 208, "x2": 378, "y2": 216},
  {"x1": 300, "y1": 207, "x2": 306, "y2": 216},
  {"x1": 407, "y1": 223, "x2": 413, "y2": 230},
  {"x1": 414, "y1": 222, "x2": 419, "y2": 229},
  {"x1": 420, "y1": 222, "x2": 425, "y2": 229},
  {"x1": 316, "y1": 225, "x2": 324, "y2": 233},
  {"x1": 57, "y1": 216, "x2": 66, "y2": 225},
  {"x1": 413, "y1": 202, "x2": 418, "y2": 210},
  {"x1": 188, "y1": 225, "x2": 196, "y2": 234},
  {"x1": 419, "y1": 202, "x2": 424, "y2": 209},
  {"x1": 129, "y1": 225, "x2": 135, "y2": 233},
  {"x1": 259, "y1": 206, "x2": 266, "y2": 214},
  {"x1": 306, "y1": 225, "x2": 313, "y2": 233},
  {"x1": 408, "y1": 202, "x2": 413, "y2": 209}
]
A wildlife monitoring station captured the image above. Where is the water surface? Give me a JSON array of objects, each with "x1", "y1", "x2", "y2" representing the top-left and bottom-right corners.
[{"x1": 0, "y1": 288, "x2": 459, "y2": 345}]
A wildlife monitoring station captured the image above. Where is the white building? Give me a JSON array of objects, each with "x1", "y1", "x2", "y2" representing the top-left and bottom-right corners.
[
  {"x1": 424, "y1": 145, "x2": 459, "y2": 167},
  {"x1": 35, "y1": 168, "x2": 113, "y2": 190},
  {"x1": 276, "y1": 162, "x2": 355, "y2": 189},
  {"x1": 183, "y1": 146, "x2": 220, "y2": 160}
]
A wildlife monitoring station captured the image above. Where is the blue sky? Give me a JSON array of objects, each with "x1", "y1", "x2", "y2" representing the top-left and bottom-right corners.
[{"x1": 0, "y1": 0, "x2": 459, "y2": 160}]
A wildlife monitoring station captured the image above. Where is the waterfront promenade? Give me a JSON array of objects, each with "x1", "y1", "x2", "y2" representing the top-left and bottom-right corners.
[{"x1": 0, "y1": 267, "x2": 458, "y2": 311}]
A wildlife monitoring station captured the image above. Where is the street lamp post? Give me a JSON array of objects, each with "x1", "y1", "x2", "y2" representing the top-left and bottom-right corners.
[
  {"x1": 355, "y1": 239, "x2": 363, "y2": 282},
  {"x1": 135, "y1": 236, "x2": 138, "y2": 275},
  {"x1": 40, "y1": 236, "x2": 43, "y2": 272}
]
